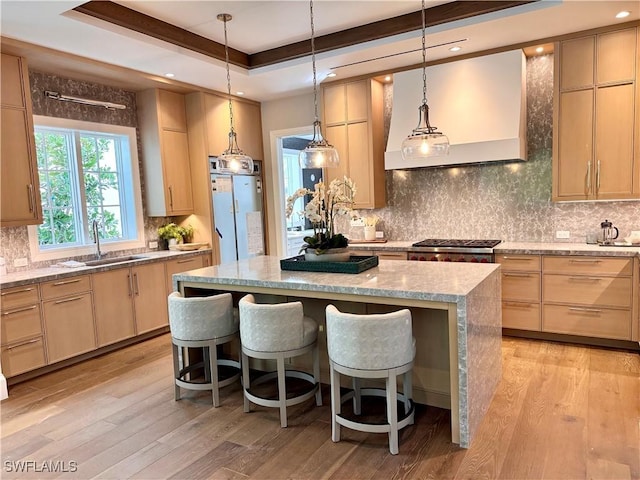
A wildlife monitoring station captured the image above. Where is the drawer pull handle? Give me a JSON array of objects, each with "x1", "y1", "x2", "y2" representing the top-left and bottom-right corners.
[
  {"x1": 569, "y1": 259, "x2": 601, "y2": 264},
  {"x1": 504, "y1": 302, "x2": 533, "y2": 308},
  {"x1": 177, "y1": 259, "x2": 194, "y2": 264},
  {"x1": 1, "y1": 287, "x2": 35, "y2": 296},
  {"x1": 2, "y1": 305, "x2": 37, "y2": 316},
  {"x1": 502, "y1": 257, "x2": 533, "y2": 261},
  {"x1": 54, "y1": 296, "x2": 84, "y2": 304},
  {"x1": 52, "y1": 279, "x2": 82, "y2": 286},
  {"x1": 5, "y1": 338, "x2": 40, "y2": 350},
  {"x1": 568, "y1": 276, "x2": 601, "y2": 281},
  {"x1": 568, "y1": 307, "x2": 602, "y2": 314},
  {"x1": 504, "y1": 273, "x2": 532, "y2": 277}
]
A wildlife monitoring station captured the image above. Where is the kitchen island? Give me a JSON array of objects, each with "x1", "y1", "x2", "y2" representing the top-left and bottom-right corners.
[{"x1": 173, "y1": 255, "x2": 502, "y2": 448}]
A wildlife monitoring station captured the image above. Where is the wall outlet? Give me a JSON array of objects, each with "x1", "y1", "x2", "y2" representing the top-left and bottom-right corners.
[
  {"x1": 555, "y1": 230, "x2": 570, "y2": 239},
  {"x1": 350, "y1": 218, "x2": 365, "y2": 227},
  {"x1": 14, "y1": 257, "x2": 28, "y2": 267},
  {"x1": 149, "y1": 240, "x2": 158, "y2": 249}
]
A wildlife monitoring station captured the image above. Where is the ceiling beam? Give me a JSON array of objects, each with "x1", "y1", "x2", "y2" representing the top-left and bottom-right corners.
[{"x1": 73, "y1": 0, "x2": 538, "y2": 70}]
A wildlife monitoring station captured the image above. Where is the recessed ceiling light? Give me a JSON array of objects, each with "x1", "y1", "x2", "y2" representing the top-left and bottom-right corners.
[
  {"x1": 326, "y1": 72, "x2": 337, "y2": 78},
  {"x1": 616, "y1": 10, "x2": 630, "y2": 18},
  {"x1": 535, "y1": 46, "x2": 544, "y2": 53},
  {"x1": 236, "y1": 91, "x2": 244, "y2": 96},
  {"x1": 384, "y1": 75, "x2": 392, "y2": 82},
  {"x1": 449, "y1": 46, "x2": 461, "y2": 52},
  {"x1": 165, "y1": 73, "x2": 175, "y2": 78}
]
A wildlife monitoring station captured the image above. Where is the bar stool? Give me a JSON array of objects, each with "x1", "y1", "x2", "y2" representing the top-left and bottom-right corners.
[
  {"x1": 325, "y1": 305, "x2": 415, "y2": 455},
  {"x1": 238, "y1": 294, "x2": 322, "y2": 427},
  {"x1": 168, "y1": 292, "x2": 241, "y2": 407}
]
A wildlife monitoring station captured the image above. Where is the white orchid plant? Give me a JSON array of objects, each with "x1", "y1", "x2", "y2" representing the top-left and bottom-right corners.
[{"x1": 286, "y1": 176, "x2": 357, "y2": 254}]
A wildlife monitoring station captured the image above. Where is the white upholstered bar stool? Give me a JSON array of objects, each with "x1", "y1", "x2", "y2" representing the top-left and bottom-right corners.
[
  {"x1": 238, "y1": 294, "x2": 322, "y2": 427},
  {"x1": 168, "y1": 292, "x2": 241, "y2": 407},
  {"x1": 325, "y1": 305, "x2": 415, "y2": 455}
]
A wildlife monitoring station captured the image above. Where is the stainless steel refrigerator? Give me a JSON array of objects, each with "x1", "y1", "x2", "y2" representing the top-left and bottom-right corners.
[{"x1": 210, "y1": 157, "x2": 265, "y2": 264}]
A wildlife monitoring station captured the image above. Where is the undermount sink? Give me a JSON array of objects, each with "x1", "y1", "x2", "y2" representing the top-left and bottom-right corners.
[{"x1": 84, "y1": 255, "x2": 148, "y2": 266}]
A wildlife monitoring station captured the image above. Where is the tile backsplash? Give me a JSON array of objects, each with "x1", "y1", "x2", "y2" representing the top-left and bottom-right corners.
[{"x1": 344, "y1": 54, "x2": 639, "y2": 242}]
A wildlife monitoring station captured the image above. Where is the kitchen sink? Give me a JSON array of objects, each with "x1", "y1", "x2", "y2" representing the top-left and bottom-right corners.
[{"x1": 84, "y1": 255, "x2": 148, "y2": 266}]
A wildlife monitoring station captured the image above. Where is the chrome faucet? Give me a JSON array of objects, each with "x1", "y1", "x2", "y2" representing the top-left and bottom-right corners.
[{"x1": 92, "y1": 220, "x2": 102, "y2": 260}]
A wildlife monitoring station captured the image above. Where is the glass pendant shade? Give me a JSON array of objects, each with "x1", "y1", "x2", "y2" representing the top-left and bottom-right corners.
[
  {"x1": 402, "y1": 102, "x2": 449, "y2": 160},
  {"x1": 299, "y1": 120, "x2": 340, "y2": 168},
  {"x1": 217, "y1": 130, "x2": 254, "y2": 174}
]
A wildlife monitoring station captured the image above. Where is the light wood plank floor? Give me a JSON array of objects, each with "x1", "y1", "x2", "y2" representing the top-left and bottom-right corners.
[{"x1": 1, "y1": 334, "x2": 638, "y2": 479}]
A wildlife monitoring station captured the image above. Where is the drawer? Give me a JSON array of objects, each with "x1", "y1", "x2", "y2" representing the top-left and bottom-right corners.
[
  {"x1": 43, "y1": 292, "x2": 96, "y2": 363},
  {"x1": 0, "y1": 284, "x2": 39, "y2": 309},
  {"x1": 543, "y1": 274, "x2": 632, "y2": 308},
  {"x1": 374, "y1": 251, "x2": 407, "y2": 261},
  {"x1": 543, "y1": 256, "x2": 632, "y2": 276},
  {"x1": 166, "y1": 256, "x2": 205, "y2": 294},
  {"x1": 502, "y1": 301, "x2": 541, "y2": 331},
  {"x1": 543, "y1": 304, "x2": 631, "y2": 340},
  {"x1": 41, "y1": 275, "x2": 91, "y2": 300},
  {"x1": 502, "y1": 271, "x2": 540, "y2": 302},
  {"x1": 1, "y1": 303, "x2": 42, "y2": 345},
  {"x1": 496, "y1": 254, "x2": 541, "y2": 272},
  {"x1": 1, "y1": 337, "x2": 47, "y2": 377}
]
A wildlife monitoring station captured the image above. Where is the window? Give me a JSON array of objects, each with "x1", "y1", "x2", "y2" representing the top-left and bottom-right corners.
[{"x1": 28, "y1": 116, "x2": 144, "y2": 261}]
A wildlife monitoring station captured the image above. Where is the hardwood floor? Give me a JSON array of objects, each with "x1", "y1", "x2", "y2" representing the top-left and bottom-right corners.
[{"x1": 1, "y1": 334, "x2": 638, "y2": 479}]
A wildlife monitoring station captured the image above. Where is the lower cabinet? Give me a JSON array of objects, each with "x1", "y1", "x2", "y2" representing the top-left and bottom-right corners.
[
  {"x1": 133, "y1": 262, "x2": 169, "y2": 334},
  {"x1": 41, "y1": 276, "x2": 95, "y2": 364},
  {"x1": 496, "y1": 254, "x2": 542, "y2": 331},
  {"x1": 165, "y1": 255, "x2": 205, "y2": 295},
  {"x1": 1, "y1": 284, "x2": 46, "y2": 376},
  {"x1": 92, "y1": 268, "x2": 137, "y2": 347}
]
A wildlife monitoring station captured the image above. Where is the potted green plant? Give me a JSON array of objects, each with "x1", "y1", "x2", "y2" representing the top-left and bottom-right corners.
[{"x1": 157, "y1": 223, "x2": 194, "y2": 248}]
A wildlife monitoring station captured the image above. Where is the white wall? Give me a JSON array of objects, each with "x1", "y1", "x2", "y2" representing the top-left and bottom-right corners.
[{"x1": 260, "y1": 92, "x2": 315, "y2": 256}]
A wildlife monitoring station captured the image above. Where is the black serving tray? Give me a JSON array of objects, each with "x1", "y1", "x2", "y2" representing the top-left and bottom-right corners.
[{"x1": 280, "y1": 255, "x2": 379, "y2": 274}]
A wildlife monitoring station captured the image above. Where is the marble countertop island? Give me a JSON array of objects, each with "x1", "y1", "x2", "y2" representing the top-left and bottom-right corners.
[{"x1": 173, "y1": 255, "x2": 503, "y2": 449}]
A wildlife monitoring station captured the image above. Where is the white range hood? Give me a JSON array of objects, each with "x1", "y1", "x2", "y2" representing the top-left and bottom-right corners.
[{"x1": 385, "y1": 49, "x2": 527, "y2": 169}]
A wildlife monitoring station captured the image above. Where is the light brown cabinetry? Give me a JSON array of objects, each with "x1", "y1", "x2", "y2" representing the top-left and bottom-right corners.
[
  {"x1": 133, "y1": 262, "x2": 169, "y2": 334},
  {"x1": 1, "y1": 53, "x2": 43, "y2": 226},
  {"x1": 496, "y1": 254, "x2": 542, "y2": 331},
  {"x1": 137, "y1": 89, "x2": 194, "y2": 216},
  {"x1": 165, "y1": 255, "x2": 206, "y2": 294},
  {"x1": 553, "y1": 27, "x2": 640, "y2": 201},
  {"x1": 542, "y1": 256, "x2": 634, "y2": 340},
  {"x1": 0, "y1": 284, "x2": 46, "y2": 377},
  {"x1": 321, "y1": 79, "x2": 386, "y2": 209},
  {"x1": 41, "y1": 276, "x2": 95, "y2": 363}
]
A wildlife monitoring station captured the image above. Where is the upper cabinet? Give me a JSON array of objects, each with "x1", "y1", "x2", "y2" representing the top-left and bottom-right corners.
[
  {"x1": 1, "y1": 53, "x2": 43, "y2": 226},
  {"x1": 137, "y1": 89, "x2": 194, "y2": 216},
  {"x1": 321, "y1": 79, "x2": 386, "y2": 209},
  {"x1": 553, "y1": 27, "x2": 640, "y2": 201}
]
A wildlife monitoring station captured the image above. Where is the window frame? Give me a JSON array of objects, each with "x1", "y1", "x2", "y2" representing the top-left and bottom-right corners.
[{"x1": 28, "y1": 116, "x2": 145, "y2": 262}]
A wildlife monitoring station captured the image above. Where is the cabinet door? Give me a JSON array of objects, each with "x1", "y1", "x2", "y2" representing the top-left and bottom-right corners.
[
  {"x1": 233, "y1": 100, "x2": 264, "y2": 160},
  {"x1": 162, "y1": 130, "x2": 194, "y2": 214},
  {"x1": 165, "y1": 255, "x2": 206, "y2": 295},
  {"x1": 92, "y1": 268, "x2": 136, "y2": 347},
  {"x1": 347, "y1": 122, "x2": 373, "y2": 209},
  {"x1": 323, "y1": 124, "x2": 348, "y2": 186},
  {"x1": 560, "y1": 36, "x2": 594, "y2": 90},
  {"x1": 323, "y1": 84, "x2": 346, "y2": 124},
  {"x1": 555, "y1": 89, "x2": 594, "y2": 200},
  {"x1": 133, "y1": 262, "x2": 169, "y2": 334},
  {"x1": 346, "y1": 81, "x2": 368, "y2": 122},
  {"x1": 43, "y1": 293, "x2": 95, "y2": 363},
  {"x1": 1, "y1": 338, "x2": 47, "y2": 377},
  {"x1": 595, "y1": 84, "x2": 636, "y2": 199},
  {"x1": 597, "y1": 28, "x2": 637, "y2": 84},
  {"x1": 158, "y1": 89, "x2": 187, "y2": 131}
]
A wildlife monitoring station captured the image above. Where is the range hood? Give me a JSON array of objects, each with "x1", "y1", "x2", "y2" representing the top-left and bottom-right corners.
[{"x1": 385, "y1": 49, "x2": 527, "y2": 169}]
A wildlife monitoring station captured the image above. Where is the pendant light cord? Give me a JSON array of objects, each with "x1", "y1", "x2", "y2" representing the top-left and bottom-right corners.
[
  {"x1": 221, "y1": 15, "x2": 235, "y2": 134},
  {"x1": 421, "y1": 0, "x2": 427, "y2": 107},
  {"x1": 310, "y1": 0, "x2": 319, "y2": 124}
]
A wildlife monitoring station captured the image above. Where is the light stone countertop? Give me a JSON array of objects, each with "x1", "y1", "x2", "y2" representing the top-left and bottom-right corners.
[
  {"x1": 173, "y1": 254, "x2": 500, "y2": 303},
  {"x1": 349, "y1": 240, "x2": 640, "y2": 257},
  {"x1": 0, "y1": 249, "x2": 211, "y2": 289}
]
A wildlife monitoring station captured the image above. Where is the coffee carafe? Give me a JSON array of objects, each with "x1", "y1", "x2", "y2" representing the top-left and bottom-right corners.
[{"x1": 600, "y1": 219, "x2": 619, "y2": 245}]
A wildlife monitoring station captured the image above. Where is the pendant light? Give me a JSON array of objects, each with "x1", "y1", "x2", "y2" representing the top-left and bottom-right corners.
[
  {"x1": 216, "y1": 13, "x2": 254, "y2": 174},
  {"x1": 401, "y1": 0, "x2": 450, "y2": 160},
  {"x1": 299, "y1": 0, "x2": 340, "y2": 169}
]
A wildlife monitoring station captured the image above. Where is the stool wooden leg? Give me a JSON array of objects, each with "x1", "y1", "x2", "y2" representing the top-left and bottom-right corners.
[
  {"x1": 353, "y1": 377, "x2": 361, "y2": 415},
  {"x1": 387, "y1": 374, "x2": 399, "y2": 455},
  {"x1": 330, "y1": 364, "x2": 341, "y2": 442},
  {"x1": 276, "y1": 356, "x2": 287, "y2": 428},
  {"x1": 172, "y1": 343, "x2": 181, "y2": 401},
  {"x1": 313, "y1": 344, "x2": 322, "y2": 406},
  {"x1": 242, "y1": 351, "x2": 251, "y2": 413},
  {"x1": 209, "y1": 343, "x2": 220, "y2": 407}
]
